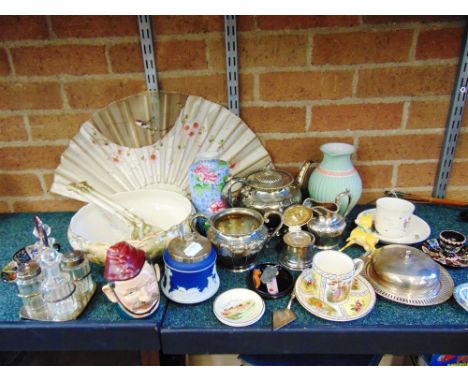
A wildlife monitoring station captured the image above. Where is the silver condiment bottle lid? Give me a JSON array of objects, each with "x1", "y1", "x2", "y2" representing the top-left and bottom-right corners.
[
  {"x1": 167, "y1": 233, "x2": 212, "y2": 264},
  {"x1": 61, "y1": 251, "x2": 85, "y2": 270},
  {"x1": 16, "y1": 260, "x2": 41, "y2": 281}
]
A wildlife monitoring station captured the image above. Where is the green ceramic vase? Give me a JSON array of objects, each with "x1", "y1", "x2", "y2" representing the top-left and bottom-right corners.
[{"x1": 307, "y1": 143, "x2": 362, "y2": 215}]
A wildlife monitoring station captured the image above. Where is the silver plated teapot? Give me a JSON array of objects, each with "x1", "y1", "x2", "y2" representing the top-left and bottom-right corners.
[
  {"x1": 303, "y1": 190, "x2": 352, "y2": 249},
  {"x1": 224, "y1": 162, "x2": 314, "y2": 214}
]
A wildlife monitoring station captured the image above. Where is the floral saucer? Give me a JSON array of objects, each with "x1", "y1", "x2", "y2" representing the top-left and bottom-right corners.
[
  {"x1": 453, "y1": 283, "x2": 468, "y2": 313},
  {"x1": 294, "y1": 271, "x2": 376, "y2": 322},
  {"x1": 357, "y1": 208, "x2": 431, "y2": 245},
  {"x1": 421, "y1": 239, "x2": 468, "y2": 268}
]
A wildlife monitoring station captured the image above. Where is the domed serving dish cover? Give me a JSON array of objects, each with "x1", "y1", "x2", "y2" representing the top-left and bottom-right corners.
[
  {"x1": 371, "y1": 244, "x2": 440, "y2": 292},
  {"x1": 51, "y1": 91, "x2": 273, "y2": 201}
]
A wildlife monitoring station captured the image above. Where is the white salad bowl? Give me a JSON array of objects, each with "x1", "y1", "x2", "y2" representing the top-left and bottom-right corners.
[{"x1": 68, "y1": 189, "x2": 193, "y2": 265}]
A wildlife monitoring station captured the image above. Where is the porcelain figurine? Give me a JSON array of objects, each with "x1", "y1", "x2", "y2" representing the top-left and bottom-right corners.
[
  {"x1": 340, "y1": 213, "x2": 379, "y2": 253},
  {"x1": 102, "y1": 242, "x2": 160, "y2": 319},
  {"x1": 189, "y1": 151, "x2": 230, "y2": 216},
  {"x1": 308, "y1": 143, "x2": 362, "y2": 215}
]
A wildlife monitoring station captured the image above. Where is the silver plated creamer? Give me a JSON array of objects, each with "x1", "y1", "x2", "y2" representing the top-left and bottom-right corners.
[
  {"x1": 191, "y1": 208, "x2": 283, "y2": 272},
  {"x1": 303, "y1": 190, "x2": 352, "y2": 249}
]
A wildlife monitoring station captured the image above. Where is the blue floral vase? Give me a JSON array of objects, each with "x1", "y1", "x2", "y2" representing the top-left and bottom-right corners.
[{"x1": 189, "y1": 152, "x2": 230, "y2": 216}]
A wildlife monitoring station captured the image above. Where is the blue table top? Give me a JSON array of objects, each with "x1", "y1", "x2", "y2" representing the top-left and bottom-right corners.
[
  {"x1": 161, "y1": 203, "x2": 468, "y2": 355},
  {"x1": 0, "y1": 204, "x2": 467, "y2": 353}
]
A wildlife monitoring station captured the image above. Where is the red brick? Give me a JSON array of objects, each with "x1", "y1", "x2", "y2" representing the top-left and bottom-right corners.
[
  {"x1": 260, "y1": 71, "x2": 354, "y2": 101},
  {"x1": 51, "y1": 16, "x2": 138, "y2": 38},
  {"x1": 455, "y1": 132, "x2": 468, "y2": 159},
  {"x1": 358, "y1": 134, "x2": 443, "y2": 161},
  {"x1": 357, "y1": 65, "x2": 457, "y2": 97},
  {"x1": 152, "y1": 16, "x2": 223, "y2": 34},
  {"x1": 313, "y1": 103, "x2": 403, "y2": 131},
  {"x1": 160, "y1": 73, "x2": 254, "y2": 103},
  {"x1": 0, "y1": 201, "x2": 10, "y2": 213},
  {"x1": 0, "y1": 16, "x2": 48, "y2": 40},
  {"x1": 109, "y1": 40, "x2": 208, "y2": 73},
  {"x1": 207, "y1": 38, "x2": 225, "y2": 71},
  {"x1": 363, "y1": 16, "x2": 465, "y2": 24},
  {"x1": 0, "y1": 82, "x2": 62, "y2": 110},
  {"x1": 0, "y1": 174, "x2": 43, "y2": 196},
  {"x1": 416, "y1": 28, "x2": 465, "y2": 60},
  {"x1": 0, "y1": 48, "x2": 11, "y2": 76},
  {"x1": 397, "y1": 163, "x2": 438, "y2": 187},
  {"x1": 407, "y1": 100, "x2": 450, "y2": 129},
  {"x1": 356, "y1": 165, "x2": 394, "y2": 189},
  {"x1": 241, "y1": 107, "x2": 306, "y2": 133},
  {"x1": 257, "y1": 16, "x2": 359, "y2": 30},
  {"x1": 313, "y1": 30, "x2": 413, "y2": 65},
  {"x1": 237, "y1": 16, "x2": 257, "y2": 31},
  {"x1": 13, "y1": 199, "x2": 85, "y2": 212},
  {"x1": 445, "y1": 189, "x2": 468, "y2": 202},
  {"x1": 359, "y1": 191, "x2": 384, "y2": 204},
  {"x1": 29, "y1": 113, "x2": 89, "y2": 141},
  {"x1": 265, "y1": 137, "x2": 354, "y2": 163},
  {"x1": 12, "y1": 45, "x2": 108, "y2": 76},
  {"x1": 0, "y1": 146, "x2": 66, "y2": 170},
  {"x1": 0, "y1": 116, "x2": 28, "y2": 141},
  {"x1": 65, "y1": 79, "x2": 146, "y2": 109},
  {"x1": 239, "y1": 34, "x2": 308, "y2": 68}
]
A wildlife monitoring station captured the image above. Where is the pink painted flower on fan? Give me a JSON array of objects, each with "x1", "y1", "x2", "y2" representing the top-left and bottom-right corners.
[
  {"x1": 209, "y1": 200, "x2": 227, "y2": 214},
  {"x1": 182, "y1": 121, "x2": 200, "y2": 139},
  {"x1": 194, "y1": 165, "x2": 218, "y2": 184}
]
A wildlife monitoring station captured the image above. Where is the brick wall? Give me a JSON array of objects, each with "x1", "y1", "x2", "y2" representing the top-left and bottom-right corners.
[{"x1": 0, "y1": 15, "x2": 467, "y2": 212}]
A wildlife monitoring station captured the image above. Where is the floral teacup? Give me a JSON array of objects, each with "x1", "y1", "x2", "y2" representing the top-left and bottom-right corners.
[{"x1": 308, "y1": 250, "x2": 364, "y2": 304}]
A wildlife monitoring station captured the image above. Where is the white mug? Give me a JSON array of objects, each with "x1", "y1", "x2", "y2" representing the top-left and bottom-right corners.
[
  {"x1": 375, "y1": 197, "x2": 415, "y2": 238},
  {"x1": 308, "y1": 250, "x2": 364, "y2": 304}
]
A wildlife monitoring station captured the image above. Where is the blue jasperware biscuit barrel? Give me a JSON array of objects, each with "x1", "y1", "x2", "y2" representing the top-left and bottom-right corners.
[{"x1": 161, "y1": 233, "x2": 219, "y2": 304}]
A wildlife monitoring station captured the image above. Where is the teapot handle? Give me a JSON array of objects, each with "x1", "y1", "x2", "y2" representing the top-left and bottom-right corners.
[
  {"x1": 189, "y1": 213, "x2": 210, "y2": 236},
  {"x1": 264, "y1": 210, "x2": 284, "y2": 242},
  {"x1": 335, "y1": 189, "x2": 353, "y2": 217},
  {"x1": 222, "y1": 177, "x2": 247, "y2": 207}
]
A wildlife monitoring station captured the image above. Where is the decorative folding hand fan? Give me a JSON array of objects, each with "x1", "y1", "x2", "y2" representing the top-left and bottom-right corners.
[{"x1": 51, "y1": 91, "x2": 272, "y2": 201}]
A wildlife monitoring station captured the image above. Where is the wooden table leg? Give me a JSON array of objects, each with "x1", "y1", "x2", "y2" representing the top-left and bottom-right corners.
[{"x1": 140, "y1": 351, "x2": 160, "y2": 366}]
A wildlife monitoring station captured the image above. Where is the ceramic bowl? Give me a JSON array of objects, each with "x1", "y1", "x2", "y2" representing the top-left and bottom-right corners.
[{"x1": 68, "y1": 189, "x2": 193, "y2": 265}]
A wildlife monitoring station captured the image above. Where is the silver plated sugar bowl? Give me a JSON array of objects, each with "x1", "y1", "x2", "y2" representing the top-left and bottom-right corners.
[
  {"x1": 363, "y1": 244, "x2": 454, "y2": 306},
  {"x1": 224, "y1": 163, "x2": 313, "y2": 214},
  {"x1": 191, "y1": 208, "x2": 283, "y2": 272}
]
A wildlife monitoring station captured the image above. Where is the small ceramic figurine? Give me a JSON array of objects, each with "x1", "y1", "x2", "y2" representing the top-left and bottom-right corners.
[
  {"x1": 340, "y1": 213, "x2": 379, "y2": 253},
  {"x1": 102, "y1": 242, "x2": 160, "y2": 319}
]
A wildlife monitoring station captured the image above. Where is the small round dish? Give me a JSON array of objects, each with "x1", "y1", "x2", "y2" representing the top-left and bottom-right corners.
[
  {"x1": 213, "y1": 288, "x2": 265, "y2": 327},
  {"x1": 357, "y1": 208, "x2": 431, "y2": 245},
  {"x1": 247, "y1": 263, "x2": 294, "y2": 299},
  {"x1": 422, "y1": 239, "x2": 468, "y2": 268},
  {"x1": 295, "y1": 270, "x2": 376, "y2": 322},
  {"x1": 453, "y1": 283, "x2": 468, "y2": 313}
]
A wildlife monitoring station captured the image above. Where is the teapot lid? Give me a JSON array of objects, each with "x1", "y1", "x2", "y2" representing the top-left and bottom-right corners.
[
  {"x1": 167, "y1": 233, "x2": 212, "y2": 264},
  {"x1": 246, "y1": 169, "x2": 293, "y2": 191}
]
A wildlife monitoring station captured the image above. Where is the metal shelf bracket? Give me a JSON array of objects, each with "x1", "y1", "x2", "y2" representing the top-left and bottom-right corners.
[
  {"x1": 433, "y1": 23, "x2": 468, "y2": 198},
  {"x1": 224, "y1": 16, "x2": 240, "y2": 116}
]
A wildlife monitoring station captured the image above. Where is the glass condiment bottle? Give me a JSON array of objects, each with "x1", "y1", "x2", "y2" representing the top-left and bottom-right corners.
[
  {"x1": 39, "y1": 246, "x2": 78, "y2": 321},
  {"x1": 61, "y1": 251, "x2": 93, "y2": 298},
  {"x1": 15, "y1": 260, "x2": 46, "y2": 318}
]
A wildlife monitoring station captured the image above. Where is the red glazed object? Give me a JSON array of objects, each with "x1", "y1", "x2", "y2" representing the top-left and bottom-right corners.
[{"x1": 104, "y1": 242, "x2": 146, "y2": 282}]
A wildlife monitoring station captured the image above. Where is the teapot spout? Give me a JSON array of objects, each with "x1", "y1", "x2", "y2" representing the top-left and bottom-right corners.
[{"x1": 296, "y1": 160, "x2": 314, "y2": 195}]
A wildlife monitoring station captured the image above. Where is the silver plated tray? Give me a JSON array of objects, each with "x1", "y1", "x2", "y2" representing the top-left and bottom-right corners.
[
  {"x1": 361, "y1": 257, "x2": 454, "y2": 306},
  {"x1": 20, "y1": 281, "x2": 97, "y2": 322}
]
